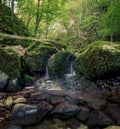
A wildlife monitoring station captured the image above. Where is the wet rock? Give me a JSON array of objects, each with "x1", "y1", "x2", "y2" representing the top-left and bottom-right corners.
[
  {"x1": 4, "y1": 96, "x2": 13, "y2": 109},
  {"x1": 87, "y1": 110, "x2": 115, "y2": 127},
  {"x1": 0, "y1": 92, "x2": 7, "y2": 99},
  {"x1": 30, "y1": 92, "x2": 51, "y2": 102},
  {"x1": 77, "y1": 91, "x2": 107, "y2": 110},
  {"x1": 0, "y1": 125, "x2": 23, "y2": 129},
  {"x1": 0, "y1": 100, "x2": 4, "y2": 107},
  {"x1": 117, "y1": 119, "x2": 120, "y2": 125},
  {"x1": 37, "y1": 101, "x2": 53, "y2": 111},
  {"x1": 104, "y1": 126, "x2": 120, "y2": 129},
  {"x1": 51, "y1": 101, "x2": 80, "y2": 119},
  {"x1": 78, "y1": 124, "x2": 88, "y2": 129},
  {"x1": 23, "y1": 93, "x2": 31, "y2": 98},
  {"x1": 103, "y1": 103, "x2": 120, "y2": 123},
  {"x1": 0, "y1": 109, "x2": 11, "y2": 124},
  {"x1": 11, "y1": 103, "x2": 48, "y2": 126},
  {"x1": 14, "y1": 97, "x2": 27, "y2": 104},
  {"x1": 64, "y1": 118, "x2": 81, "y2": 129},
  {"x1": 50, "y1": 96, "x2": 66, "y2": 105},
  {"x1": 25, "y1": 120, "x2": 65, "y2": 129},
  {"x1": 104, "y1": 90, "x2": 120, "y2": 103},
  {"x1": 76, "y1": 106, "x2": 90, "y2": 121}
]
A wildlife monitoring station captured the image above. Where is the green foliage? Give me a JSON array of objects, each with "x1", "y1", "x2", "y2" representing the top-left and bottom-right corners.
[
  {"x1": 101, "y1": 0, "x2": 120, "y2": 40},
  {"x1": 75, "y1": 41, "x2": 120, "y2": 80},
  {"x1": 0, "y1": 4, "x2": 30, "y2": 36}
]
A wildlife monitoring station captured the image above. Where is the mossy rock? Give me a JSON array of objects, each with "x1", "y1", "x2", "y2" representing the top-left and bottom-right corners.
[
  {"x1": 48, "y1": 52, "x2": 74, "y2": 78},
  {"x1": 0, "y1": 47, "x2": 22, "y2": 79},
  {"x1": 0, "y1": 47, "x2": 26, "y2": 92},
  {"x1": 27, "y1": 45, "x2": 58, "y2": 73},
  {"x1": 75, "y1": 41, "x2": 120, "y2": 80}
]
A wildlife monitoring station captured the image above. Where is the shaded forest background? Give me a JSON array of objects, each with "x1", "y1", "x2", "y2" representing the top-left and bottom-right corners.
[{"x1": 0, "y1": 0, "x2": 120, "y2": 52}]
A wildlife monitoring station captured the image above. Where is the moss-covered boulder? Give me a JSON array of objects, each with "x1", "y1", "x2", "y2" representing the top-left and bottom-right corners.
[
  {"x1": 27, "y1": 44, "x2": 58, "y2": 74},
  {"x1": 0, "y1": 47, "x2": 25, "y2": 92},
  {"x1": 48, "y1": 52, "x2": 74, "y2": 78},
  {"x1": 75, "y1": 41, "x2": 120, "y2": 80}
]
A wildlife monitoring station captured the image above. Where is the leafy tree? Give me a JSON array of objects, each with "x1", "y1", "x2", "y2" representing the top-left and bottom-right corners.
[{"x1": 101, "y1": 0, "x2": 120, "y2": 41}]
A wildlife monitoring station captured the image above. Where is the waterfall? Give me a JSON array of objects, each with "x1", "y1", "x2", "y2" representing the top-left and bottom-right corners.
[
  {"x1": 63, "y1": 60, "x2": 76, "y2": 90},
  {"x1": 45, "y1": 64, "x2": 50, "y2": 80},
  {"x1": 69, "y1": 61, "x2": 76, "y2": 75}
]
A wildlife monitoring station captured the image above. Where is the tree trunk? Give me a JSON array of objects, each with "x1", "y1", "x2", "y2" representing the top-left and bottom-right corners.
[
  {"x1": 45, "y1": 12, "x2": 49, "y2": 39},
  {"x1": 26, "y1": 13, "x2": 32, "y2": 28},
  {"x1": 11, "y1": 0, "x2": 14, "y2": 24},
  {"x1": 110, "y1": 0, "x2": 114, "y2": 41},
  {"x1": 8, "y1": 0, "x2": 11, "y2": 7},
  {"x1": 34, "y1": 0, "x2": 44, "y2": 37},
  {"x1": 4, "y1": 0, "x2": 6, "y2": 5}
]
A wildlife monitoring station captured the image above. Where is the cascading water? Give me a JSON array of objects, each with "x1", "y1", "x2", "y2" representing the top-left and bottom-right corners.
[
  {"x1": 33, "y1": 58, "x2": 78, "y2": 90},
  {"x1": 63, "y1": 60, "x2": 77, "y2": 90},
  {"x1": 45, "y1": 64, "x2": 50, "y2": 80}
]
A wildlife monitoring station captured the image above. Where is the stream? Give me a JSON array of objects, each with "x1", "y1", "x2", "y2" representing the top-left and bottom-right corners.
[{"x1": 25, "y1": 60, "x2": 95, "y2": 91}]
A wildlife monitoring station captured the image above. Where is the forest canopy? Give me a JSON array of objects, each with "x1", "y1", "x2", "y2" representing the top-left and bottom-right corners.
[{"x1": 0, "y1": 0, "x2": 120, "y2": 51}]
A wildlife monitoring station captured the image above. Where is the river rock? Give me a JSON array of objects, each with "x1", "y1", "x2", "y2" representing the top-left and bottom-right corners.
[
  {"x1": 4, "y1": 96, "x2": 13, "y2": 109},
  {"x1": 51, "y1": 101, "x2": 80, "y2": 119},
  {"x1": 14, "y1": 97, "x2": 27, "y2": 104},
  {"x1": 76, "y1": 106, "x2": 90, "y2": 121},
  {"x1": 87, "y1": 110, "x2": 115, "y2": 127},
  {"x1": 11, "y1": 103, "x2": 49, "y2": 126},
  {"x1": 0, "y1": 125, "x2": 23, "y2": 129},
  {"x1": 78, "y1": 124, "x2": 88, "y2": 129},
  {"x1": 37, "y1": 101, "x2": 53, "y2": 111},
  {"x1": 0, "y1": 100, "x2": 4, "y2": 107},
  {"x1": 104, "y1": 126, "x2": 120, "y2": 129},
  {"x1": 50, "y1": 96, "x2": 66, "y2": 105},
  {"x1": 80, "y1": 91, "x2": 107, "y2": 110},
  {"x1": 103, "y1": 103, "x2": 120, "y2": 124}
]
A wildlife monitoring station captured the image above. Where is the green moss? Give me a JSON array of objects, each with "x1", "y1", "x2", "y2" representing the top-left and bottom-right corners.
[
  {"x1": 27, "y1": 41, "x2": 42, "y2": 51},
  {"x1": 43, "y1": 39, "x2": 66, "y2": 51},
  {"x1": 0, "y1": 48, "x2": 22, "y2": 79},
  {"x1": 48, "y1": 52, "x2": 73, "y2": 78},
  {"x1": 75, "y1": 41, "x2": 120, "y2": 80},
  {"x1": 27, "y1": 40, "x2": 66, "y2": 52},
  {"x1": 28, "y1": 45, "x2": 58, "y2": 72}
]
